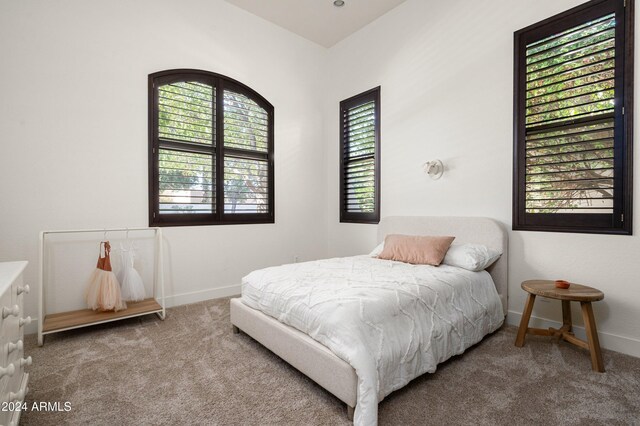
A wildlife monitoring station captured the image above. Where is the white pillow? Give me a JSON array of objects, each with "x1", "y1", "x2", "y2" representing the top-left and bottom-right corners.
[
  {"x1": 442, "y1": 243, "x2": 502, "y2": 272},
  {"x1": 369, "y1": 242, "x2": 384, "y2": 257}
]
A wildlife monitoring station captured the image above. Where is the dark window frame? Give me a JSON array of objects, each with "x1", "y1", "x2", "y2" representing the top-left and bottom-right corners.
[
  {"x1": 148, "y1": 69, "x2": 275, "y2": 227},
  {"x1": 513, "y1": 0, "x2": 634, "y2": 235},
  {"x1": 340, "y1": 87, "x2": 381, "y2": 224}
]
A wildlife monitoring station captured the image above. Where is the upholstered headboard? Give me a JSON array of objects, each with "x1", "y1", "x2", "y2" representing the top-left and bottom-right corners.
[{"x1": 378, "y1": 216, "x2": 508, "y2": 313}]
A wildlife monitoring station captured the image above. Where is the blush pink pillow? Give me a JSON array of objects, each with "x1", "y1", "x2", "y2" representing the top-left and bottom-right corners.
[{"x1": 377, "y1": 234, "x2": 455, "y2": 265}]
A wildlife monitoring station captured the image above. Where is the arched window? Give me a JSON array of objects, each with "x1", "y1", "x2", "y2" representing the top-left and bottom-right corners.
[{"x1": 148, "y1": 69, "x2": 274, "y2": 226}]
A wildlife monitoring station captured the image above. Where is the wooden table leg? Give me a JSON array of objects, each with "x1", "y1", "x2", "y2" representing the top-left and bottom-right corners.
[
  {"x1": 515, "y1": 294, "x2": 536, "y2": 347},
  {"x1": 561, "y1": 300, "x2": 572, "y2": 332},
  {"x1": 549, "y1": 300, "x2": 575, "y2": 341},
  {"x1": 581, "y1": 302, "x2": 605, "y2": 373}
]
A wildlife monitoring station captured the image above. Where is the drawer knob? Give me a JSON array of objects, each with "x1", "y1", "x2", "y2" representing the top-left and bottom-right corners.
[
  {"x1": 9, "y1": 388, "x2": 26, "y2": 402},
  {"x1": 8, "y1": 340, "x2": 23, "y2": 354},
  {"x1": 19, "y1": 356, "x2": 32, "y2": 367},
  {"x1": 2, "y1": 305, "x2": 20, "y2": 319},
  {"x1": 0, "y1": 363, "x2": 15, "y2": 378},
  {"x1": 17, "y1": 284, "x2": 30, "y2": 295},
  {"x1": 19, "y1": 316, "x2": 32, "y2": 327}
]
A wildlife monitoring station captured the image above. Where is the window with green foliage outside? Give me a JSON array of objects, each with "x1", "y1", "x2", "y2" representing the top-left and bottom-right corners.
[
  {"x1": 149, "y1": 70, "x2": 274, "y2": 226},
  {"x1": 340, "y1": 87, "x2": 381, "y2": 224},
  {"x1": 513, "y1": 0, "x2": 633, "y2": 235}
]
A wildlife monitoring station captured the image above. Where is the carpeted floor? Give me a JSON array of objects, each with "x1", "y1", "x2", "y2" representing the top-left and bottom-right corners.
[{"x1": 22, "y1": 298, "x2": 640, "y2": 425}]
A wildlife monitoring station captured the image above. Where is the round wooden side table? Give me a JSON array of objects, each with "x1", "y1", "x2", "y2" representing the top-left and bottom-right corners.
[{"x1": 514, "y1": 280, "x2": 605, "y2": 372}]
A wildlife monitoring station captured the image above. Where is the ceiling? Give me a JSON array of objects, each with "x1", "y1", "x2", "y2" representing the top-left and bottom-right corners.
[{"x1": 224, "y1": 0, "x2": 407, "y2": 48}]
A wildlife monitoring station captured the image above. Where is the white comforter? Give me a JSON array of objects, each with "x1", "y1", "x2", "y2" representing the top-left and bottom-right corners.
[{"x1": 241, "y1": 256, "x2": 504, "y2": 425}]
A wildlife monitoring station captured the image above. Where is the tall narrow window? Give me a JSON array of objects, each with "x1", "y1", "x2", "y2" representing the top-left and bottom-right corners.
[
  {"x1": 340, "y1": 87, "x2": 381, "y2": 224},
  {"x1": 513, "y1": 0, "x2": 633, "y2": 235},
  {"x1": 149, "y1": 69, "x2": 274, "y2": 226}
]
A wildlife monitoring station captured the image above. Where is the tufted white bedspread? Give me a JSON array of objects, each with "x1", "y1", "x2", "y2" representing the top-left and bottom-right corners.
[{"x1": 241, "y1": 256, "x2": 504, "y2": 425}]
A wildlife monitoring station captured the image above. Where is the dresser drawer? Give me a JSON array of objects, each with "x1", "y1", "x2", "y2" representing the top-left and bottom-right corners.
[
  {"x1": 0, "y1": 372, "x2": 26, "y2": 426},
  {"x1": 5, "y1": 339, "x2": 24, "y2": 369},
  {"x1": 11, "y1": 277, "x2": 29, "y2": 318},
  {"x1": 0, "y1": 261, "x2": 29, "y2": 422},
  {"x1": 0, "y1": 356, "x2": 30, "y2": 413},
  {"x1": 4, "y1": 372, "x2": 28, "y2": 426},
  {"x1": 0, "y1": 391, "x2": 11, "y2": 426},
  {"x1": 13, "y1": 277, "x2": 31, "y2": 340},
  {"x1": 4, "y1": 369, "x2": 23, "y2": 403},
  {"x1": 0, "y1": 290, "x2": 20, "y2": 344},
  {"x1": 9, "y1": 274, "x2": 26, "y2": 308},
  {"x1": 0, "y1": 336, "x2": 9, "y2": 396}
]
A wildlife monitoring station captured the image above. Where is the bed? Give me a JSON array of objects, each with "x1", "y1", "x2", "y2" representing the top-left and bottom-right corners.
[{"x1": 230, "y1": 216, "x2": 508, "y2": 425}]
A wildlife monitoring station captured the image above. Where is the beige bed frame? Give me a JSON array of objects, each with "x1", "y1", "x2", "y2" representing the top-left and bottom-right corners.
[{"x1": 230, "y1": 216, "x2": 508, "y2": 421}]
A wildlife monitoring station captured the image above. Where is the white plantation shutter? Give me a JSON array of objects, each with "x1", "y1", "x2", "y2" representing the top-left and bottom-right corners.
[
  {"x1": 513, "y1": 0, "x2": 632, "y2": 234},
  {"x1": 340, "y1": 87, "x2": 380, "y2": 223}
]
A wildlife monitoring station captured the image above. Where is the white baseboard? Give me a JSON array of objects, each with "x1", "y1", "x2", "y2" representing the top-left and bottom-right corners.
[
  {"x1": 161, "y1": 284, "x2": 241, "y2": 308},
  {"x1": 25, "y1": 285, "x2": 242, "y2": 336},
  {"x1": 507, "y1": 310, "x2": 640, "y2": 358}
]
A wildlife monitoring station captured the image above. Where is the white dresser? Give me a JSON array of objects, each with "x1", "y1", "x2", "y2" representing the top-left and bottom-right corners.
[{"x1": 0, "y1": 262, "x2": 31, "y2": 426}]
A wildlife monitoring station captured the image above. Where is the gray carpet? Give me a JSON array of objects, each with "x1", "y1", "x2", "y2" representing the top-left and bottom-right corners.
[{"x1": 22, "y1": 298, "x2": 640, "y2": 425}]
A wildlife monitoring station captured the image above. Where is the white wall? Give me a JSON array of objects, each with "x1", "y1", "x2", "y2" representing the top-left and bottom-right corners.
[
  {"x1": 325, "y1": 0, "x2": 640, "y2": 357},
  {"x1": 0, "y1": 0, "x2": 329, "y2": 324}
]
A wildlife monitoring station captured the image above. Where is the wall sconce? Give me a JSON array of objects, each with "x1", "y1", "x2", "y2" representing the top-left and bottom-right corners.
[{"x1": 423, "y1": 159, "x2": 444, "y2": 180}]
